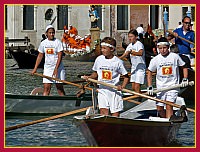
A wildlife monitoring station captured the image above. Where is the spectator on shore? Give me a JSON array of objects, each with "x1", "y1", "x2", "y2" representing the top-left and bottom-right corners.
[
  {"x1": 136, "y1": 24, "x2": 145, "y2": 38},
  {"x1": 177, "y1": 21, "x2": 182, "y2": 29},
  {"x1": 173, "y1": 16, "x2": 195, "y2": 65}
]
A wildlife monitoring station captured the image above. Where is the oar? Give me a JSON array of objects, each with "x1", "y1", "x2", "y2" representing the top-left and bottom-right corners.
[
  {"x1": 123, "y1": 81, "x2": 194, "y2": 101},
  {"x1": 34, "y1": 73, "x2": 139, "y2": 104},
  {"x1": 33, "y1": 73, "x2": 93, "y2": 91},
  {"x1": 167, "y1": 30, "x2": 195, "y2": 45},
  {"x1": 76, "y1": 81, "x2": 91, "y2": 98},
  {"x1": 63, "y1": 80, "x2": 86, "y2": 84},
  {"x1": 5, "y1": 106, "x2": 92, "y2": 132},
  {"x1": 84, "y1": 78, "x2": 195, "y2": 113}
]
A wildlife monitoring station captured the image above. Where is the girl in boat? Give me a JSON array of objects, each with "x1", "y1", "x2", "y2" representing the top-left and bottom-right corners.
[
  {"x1": 31, "y1": 25, "x2": 66, "y2": 96},
  {"x1": 147, "y1": 37, "x2": 188, "y2": 118},
  {"x1": 82, "y1": 37, "x2": 129, "y2": 117},
  {"x1": 119, "y1": 29, "x2": 146, "y2": 95}
]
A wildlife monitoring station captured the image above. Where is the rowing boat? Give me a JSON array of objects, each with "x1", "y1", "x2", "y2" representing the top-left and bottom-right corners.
[
  {"x1": 73, "y1": 97, "x2": 188, "y2": 147},
  {"x1": 8, "y1": 48, "x2": 45, "y2": 69},
  {"x1": 63, "y1": 43, "x2": 101, "y2": 62},
  {"x1": 5, "y1": 92, "x2": 137, "y2": 116},
  {"x1": 5, "y1": 93, "x2": 92, "y2": 116}
]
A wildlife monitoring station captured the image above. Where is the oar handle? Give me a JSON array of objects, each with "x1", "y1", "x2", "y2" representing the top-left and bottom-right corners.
[
  {"x1": 86, "y1": 78, "x2": 195, "y2": 113},
  {"x1": 5, "y1": 106, "x2": 92, "y2": 132},
  {"x1": 167, "y1": 30, "x2": 195, "y2": 45},
  {"x1": 153, "y1": 81, "x2": 194, "y2": 94},
  {"x1": 123, "y1": 81, "x2": 194, "y2": 101}
]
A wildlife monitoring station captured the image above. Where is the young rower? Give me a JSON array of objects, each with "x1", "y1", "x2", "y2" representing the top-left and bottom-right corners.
[
  {"x1": 82, "y1": 37, "x2": 129, "y2": 117},
  {"x1": 31, "y1": 25, "x2": 66, "y2": 96},
  {"x1": 119, "y1": 29, "x2": 146, "y2": 95},
  {"x1": 147, "y1": 37, "x2": 188, "y2": 118}
]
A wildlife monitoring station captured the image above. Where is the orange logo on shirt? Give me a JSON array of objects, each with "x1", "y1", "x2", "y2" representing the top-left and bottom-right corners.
[
  {"x1": 162, "y1": 66, "x2": 172, "y2": 75},
  {"x1": 102, "y1": 70, "x2": 112, "y2": 80},
  {"x1": 46, "y1": 48, "x2": 54, "y2": 54}
]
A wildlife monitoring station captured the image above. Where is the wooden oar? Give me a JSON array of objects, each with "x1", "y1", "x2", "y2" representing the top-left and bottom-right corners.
[
  {"x1": 33, "y1": 73, "x2": 93, "y2": 91},
  {"x1": 167, "y1": 30, "x2": 195, "y2": 45},
  {"x1": 63, "y1": 80, "x2": 86, "y2": 84},
  {"x1": 76, "y1": 81, "x2": 91, "y2": 98},
  {"x1": 123, "y1": 81, "x2": 194, "y2": 101},
  {"x1": 34, "y1": 73, "x2": 140, "y2": 105},
  {"x1": 5, "y1": 106, "x2": 92, "y2": 132},
  {"x1": 84, "y1": 78, "x2": 195, "y2": 113}
]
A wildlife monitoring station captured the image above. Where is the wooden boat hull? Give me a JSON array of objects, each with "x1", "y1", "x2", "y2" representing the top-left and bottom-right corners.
[
  {"x1": 74, "y1": 98, "x2": 186, "y2": 147},
  {"x1": 63, "y1": 44, "x2": 101, "y2": 62},
  {"x1": 9, "y1": 49, "x2": 44, "y2": 69},
  {"x1": 74, "y1": 116, "x2": 180, "y2": 147},
  {"x1": 5, "y1": 93, "x2": 92, "y2": 115},
  {"x1": 64, "y1": 52, "x2": 97, "y2": 62},
  {"x1": 5, "y1": 93, "x2": 137, "y2": 115}
]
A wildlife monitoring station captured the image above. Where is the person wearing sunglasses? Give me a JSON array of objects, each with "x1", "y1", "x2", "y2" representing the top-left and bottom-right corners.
[{"x1": 173, "y1": 16, "x2": 195, "y2": 65}]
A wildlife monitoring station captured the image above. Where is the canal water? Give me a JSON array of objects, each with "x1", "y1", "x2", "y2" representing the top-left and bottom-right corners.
[{"x1": 5, "y1": 58, "x2": 195, "y2": 147}]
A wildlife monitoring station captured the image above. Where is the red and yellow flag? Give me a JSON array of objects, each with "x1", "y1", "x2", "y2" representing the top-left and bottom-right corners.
[
  {"x1": 162, "y1": 66, "x2": 172, "y2": 75},
  {"x1": 46, "y1": 48, "x2": 54, "y2": 54},
  {"x1": 102, "y1": 70, "x2": 112, "y2": 80}
]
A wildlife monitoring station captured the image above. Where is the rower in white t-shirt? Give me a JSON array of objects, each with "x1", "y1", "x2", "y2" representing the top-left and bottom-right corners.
[
  {"x1": 31, "y1": 25, "x2": 66, "y2": 96},
  {"x1": 147, "y1": 37, "x2": 189, "y2": 118},
  {"x1": 119, "y1": 29, "x2": 146, "y2": 94},
  {"x1": 82, "y1": 37, "x2": 129, "y2": 117}
]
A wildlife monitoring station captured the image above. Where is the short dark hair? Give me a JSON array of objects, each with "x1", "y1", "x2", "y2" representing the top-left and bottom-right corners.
[
  {"x1": 170, "y1": 44, "x2": 179, "y2": 53},
  {"x1": 182, "y1": 16, "x2": 191, "y2": 22},
  {"x1": 101, "y1": 37, "x2": 116, "y2": 48},
  {"x1": 158, "y1": 37, "x2": 168, "y2": 43},
  {"x1": 128, "y1": 29, "x2": 138, "y2": 36}
]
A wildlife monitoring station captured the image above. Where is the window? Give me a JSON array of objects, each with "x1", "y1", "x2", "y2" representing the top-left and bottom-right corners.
[
  {"x1": 182, "y1": 6, "x2": 195, "y2": 21},
  {"x1": 150, "y1": 5, "x2": 159, "y2": 29},
  {"x1": 5, "y1": 5, "x2": 7, "y2": 30},
  {"x1": 57, "y1": 5, "x2": 68, "y2": 30},
  {"x1": 23, "y1": 5, "x2": 34, "y2": 30},
  {"x1": 117, "y1": 5, "x2": 128, "y2": 30},
  {"x1": 163, "y1": 5, "x2": 169, "y2": 21},
  {"x1": 95, "y1": 5, "x2": 102, "y2": 30}
]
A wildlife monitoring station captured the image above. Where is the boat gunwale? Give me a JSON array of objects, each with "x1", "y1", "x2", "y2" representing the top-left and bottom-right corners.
[
  {"x1": 5, "y1": 93, "x2": 92, "y2": 101},
  {"x1": 74, "y1": 115, "x2": 176, "y2": 127}
]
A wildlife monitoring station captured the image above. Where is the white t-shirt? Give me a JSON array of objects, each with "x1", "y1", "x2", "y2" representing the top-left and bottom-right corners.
[
  {"x1": 148, "y1": 52, "x2": 185, "y2": 89},
  {"x1": 136, "y1": 26, "x2": 144, "y2": 35},
  {"x1": 92, "y1": 55, "x2": 128, "y2": 89},
  {"x1": 38, "y1": 38, "x2": 64, "y2": 70},
  {"x1": 125, "y1": 41, "x2": 146, "y2": 72}
]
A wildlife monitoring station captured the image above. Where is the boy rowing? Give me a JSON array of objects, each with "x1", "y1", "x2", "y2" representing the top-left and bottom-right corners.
[
  {"x1": 147, "y1": 37, "x2": 188, "y2": 118},
  {"x1": 82, "y1": 37, "x2": 129, "y2": 117}
]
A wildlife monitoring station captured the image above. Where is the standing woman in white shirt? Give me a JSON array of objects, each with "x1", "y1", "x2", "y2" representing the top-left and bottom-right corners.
[
  {"x1": 31, "y1": 25, "x2": 66, "y2": 96},
  {"x1": 119, "y1": 29, "x2": 146, "y2": 94}
]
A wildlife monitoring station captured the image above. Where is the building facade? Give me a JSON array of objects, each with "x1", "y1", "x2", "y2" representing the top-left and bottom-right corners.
[{"x1": 5, "y1": 4, "x2": 195, "y2": 50}]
